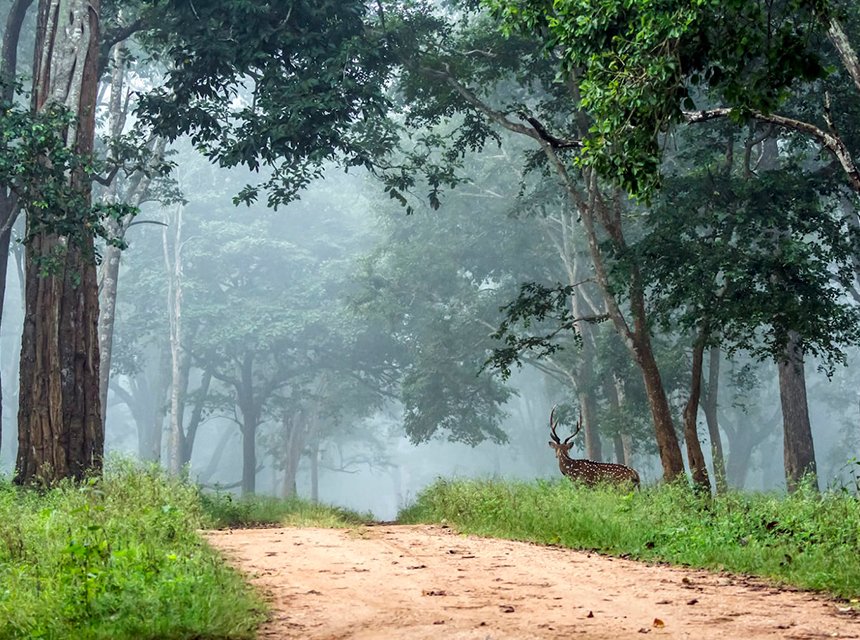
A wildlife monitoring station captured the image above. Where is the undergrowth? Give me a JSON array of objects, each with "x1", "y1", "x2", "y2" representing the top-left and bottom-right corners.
[
  {"x1": 201, "y1": 491, "x2": 371, "y2": 529},
  {"x1": 0, "y1": 460, "x2": 265, "y2": 640},
  {"x1": 399, "y1": 478, "x2": 860, "y2": 600}
]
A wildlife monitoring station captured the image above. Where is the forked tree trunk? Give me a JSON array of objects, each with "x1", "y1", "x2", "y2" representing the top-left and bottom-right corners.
[
  {"x1": 778, "y1": 332, "x2": 817, "y2": 491},
  {"x1": 682, "y1": 332, "x2": 712, "y2": 492},
  {"x1": 702, "y1": 345, "x2": 728, "y2": 493},
  {"x1": 16, "y1": 0, "x2": 103, "y2": 484}
]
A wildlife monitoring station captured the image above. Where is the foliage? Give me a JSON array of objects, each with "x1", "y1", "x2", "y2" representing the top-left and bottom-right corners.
[
  {"x1": 487, "y1": 281, "x2": 588, "y2": 378},
  {"x1": 486, "y1": 0, "x2": 836, "y2": 196},
  {"x1": 400, "y1": 477, "x2": 860, "y2": 599},
  {"x1": 0, "y1": 91, "x2": 136, "y2": 262},
  {"x1": 639, "y1": 149, "x2": 860, "y2": 368},
  {"x1": 137, "y1": 0, "x2": 393, "y2": 208},
  {"x1": 0, "y1": 459, "x2": 263, "y2": 639}
]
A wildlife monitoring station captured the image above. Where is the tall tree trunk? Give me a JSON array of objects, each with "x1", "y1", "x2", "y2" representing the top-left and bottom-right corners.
[
  {"x1": 281, "y1": 413, "x2": 302, "y2": 499},
  {"x1": 238, "y1": 352, "x2": 259, "y2": 495},
  {"x1": 0, "y1": 0, "x2": 34, "y2": 456},
  {"x1": 181, "y1": 369, "x2": 211, "y2": 466},
  {"x1": 778, "y1": 331, "x2": 817, "y2": 491},
  {"x1": 309, "y1": 438, "x2": 319, "y2": 503},
  {"x1": 702, "y1": 345, "x2": 728, "y2": 493},
  {"x1": 97, "y1": 45, "x2": 164, "y2": 423},
  {"x1": 605, "y1": 370, "x2": 634, "y2": 466},
  {"x1": 163, "y1": 205, "x2": 186, "y2": 474},
  {"x1": 16, "y1": 0, "x2": 102, "y2": 484},
  {"x1": 548, "y1": 203, "x2": 603, "y2": 460},
  {"x1": 682, "y1": 332, "x2": 712, "y2": 491}
]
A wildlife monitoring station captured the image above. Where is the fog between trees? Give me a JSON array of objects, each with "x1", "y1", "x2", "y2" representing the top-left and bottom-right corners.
[{"x1": 0, "y1": 1, "x2": 859, "y2": 515}]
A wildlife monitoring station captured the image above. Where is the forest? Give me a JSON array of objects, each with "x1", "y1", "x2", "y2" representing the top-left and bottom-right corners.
[{"x1": 0, "y1": 0, "x2": 859, "y2": 638}]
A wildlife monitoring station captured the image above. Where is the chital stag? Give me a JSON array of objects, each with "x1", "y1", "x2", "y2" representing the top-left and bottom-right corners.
[{"x1": 549, "y1": 406, "x2": 640, "y2": 488}]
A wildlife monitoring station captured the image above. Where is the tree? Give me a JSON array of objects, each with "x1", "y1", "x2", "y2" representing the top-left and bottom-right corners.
[
  {"x1": 378, "y1": 2, "x2": 690, "y2": 480},
  {"x1": 15, "y1": 0, "x2": 104, "y2": 484}
]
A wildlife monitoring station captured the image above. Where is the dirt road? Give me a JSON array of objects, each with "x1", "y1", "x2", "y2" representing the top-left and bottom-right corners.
[{"x1": 206, "y1": 524, "x2": 859, "y2": 640}]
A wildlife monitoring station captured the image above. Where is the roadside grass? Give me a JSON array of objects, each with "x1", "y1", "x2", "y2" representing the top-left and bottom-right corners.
[
  {"x1": 0, "y1": 460, "x2": 265, "y2": 640},
  {"x1": 398, "y1": 478, "x2": 860, "y2": 600},
  {"x1": 201, "y1": 491, "x2": 372, "y2": 529}
]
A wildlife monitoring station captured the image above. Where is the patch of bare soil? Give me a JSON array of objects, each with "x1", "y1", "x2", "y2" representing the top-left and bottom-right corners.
[{"x1": 205, "y1": 524, "x2": 859, "y2": 640}]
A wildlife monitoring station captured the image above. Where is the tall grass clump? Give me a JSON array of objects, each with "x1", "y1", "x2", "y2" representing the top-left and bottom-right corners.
[
  {"x1": 0, "y1": 459, "x2": 264, "y2": 640},
  {"x1": 201, "y1": 491, "x2": 371, "y2": 529},
  {"x1": 399, "y1": 478, "x2": 860, "y2": 599}
]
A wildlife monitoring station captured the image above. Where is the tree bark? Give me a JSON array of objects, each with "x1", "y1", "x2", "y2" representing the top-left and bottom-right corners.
[
  {"x1": 16, "y1": 0, "x2": 103, "y2": 484},
  {"x1": 237, "y1": 352, "x2": 260, "y2": 495},
  {"x1": 281, "y1": 412, "x2": 303, "y2": 499},
  {"x1": 682, "y1": 334, "x2": 712, "y2": 492},
  {"x1": 163, "y1": 204, "x2": 187, "y2": 474},
  {"x1": 181, "y1": 369, "x2": 211, "y2": 466},
  {"x1": 702, "y1": 345, "x2": 727, "y2": 493},
  {"x1": 778, "y1": 331, "x2": 818, "y2": 491}
]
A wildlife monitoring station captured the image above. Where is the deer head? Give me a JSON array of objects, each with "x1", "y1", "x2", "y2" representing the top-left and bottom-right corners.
[{"x1": 548, "y1": 404, "x2": 579, "y2": 459}]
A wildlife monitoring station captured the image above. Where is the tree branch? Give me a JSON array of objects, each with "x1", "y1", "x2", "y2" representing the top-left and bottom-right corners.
[
  {"x1": 828, "y1": 17, "x2": 860, "y2": 94},
  {"x1": 683, "y1": 108, "x2": 860, "y2": 194}
]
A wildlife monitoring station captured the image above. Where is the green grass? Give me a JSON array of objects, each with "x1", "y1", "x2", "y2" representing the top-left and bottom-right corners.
[
  {"x1": 399, "y1": 478, "x2": 860, "y2": 600},
  {"x1": 201, "y1": 492, "x2": 372, "y2": 529},
  {"x1": 0, "y1": 460, "x2": 265, "y2": 640}
]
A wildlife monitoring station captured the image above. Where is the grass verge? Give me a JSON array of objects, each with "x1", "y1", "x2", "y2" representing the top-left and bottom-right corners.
[
  {"x1": 399, "y1": 478, "x2": 860, "y2": 600},
  {"x1": 0, "y1": 460, "x2": 265, "y2": 640},
  {"x1": 201, "y1": 492, "x2": 372, "y2": 529}
]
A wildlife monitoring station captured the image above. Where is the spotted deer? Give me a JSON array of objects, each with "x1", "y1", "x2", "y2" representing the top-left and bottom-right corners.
[{"x1": 549, "y1": 406, "x2": 640, "y2": 488}]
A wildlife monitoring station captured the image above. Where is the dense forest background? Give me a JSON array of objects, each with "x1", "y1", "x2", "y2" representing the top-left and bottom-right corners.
[{"x1": 0, "y1": 0, "x2": 858, "y2": 519}]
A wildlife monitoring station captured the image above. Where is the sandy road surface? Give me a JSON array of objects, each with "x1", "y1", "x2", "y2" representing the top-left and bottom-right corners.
[{"x1": 205, "y1": 524, "x2": 859, "y2": 640}]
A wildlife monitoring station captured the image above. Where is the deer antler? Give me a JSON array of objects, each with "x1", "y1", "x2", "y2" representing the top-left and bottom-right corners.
[
  {"x1": 550, "y1": 405, "x2": 580, "y2": 445},
  {"x1": 566, "y1": 410, "x2": 582, "y2": 444},
  {"x1": 549, "y1": 404, "x2": 561, "y2": 444}
]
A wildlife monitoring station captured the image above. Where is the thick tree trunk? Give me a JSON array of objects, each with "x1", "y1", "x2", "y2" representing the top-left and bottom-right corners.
[
  {"x1": 682, "y1": 335, "x2": 712, "y2": 491},
  {"x1": 702, "y1": 345, "x2": 728, "y2": 493},
  {"x1": 16, "y1": 0, "x2": 103, "y2": 484},
  {"x1": 778, "y1": 331, "x2": 818, "y2": 491}
]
